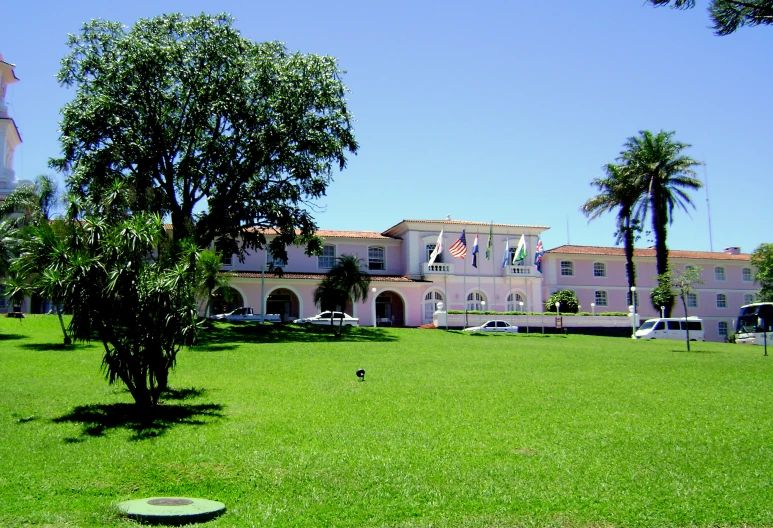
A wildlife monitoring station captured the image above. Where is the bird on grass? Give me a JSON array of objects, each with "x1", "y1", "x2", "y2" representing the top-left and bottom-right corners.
[{"x1": 356, "y1": 368, "x2": 365, "y2": 381}]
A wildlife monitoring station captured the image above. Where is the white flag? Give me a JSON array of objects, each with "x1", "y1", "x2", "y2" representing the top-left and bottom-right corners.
[
  {"x1": 513, "y1": 234, "x2": 527, "y2": 264},
  {"x1": 428, "y1": 228, "x2": 444, "y2": 265}
]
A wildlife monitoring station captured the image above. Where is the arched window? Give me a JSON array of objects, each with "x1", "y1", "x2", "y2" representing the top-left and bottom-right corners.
[
  {"x1": 423, "y1": 291, "x2": 444, "y2": 321},
  {"x1": 507, "y1": 292, "x2": 525, "y2": 311},
  {"x1": 467, "y1": 291, "x2": 486, "y2": 311}
]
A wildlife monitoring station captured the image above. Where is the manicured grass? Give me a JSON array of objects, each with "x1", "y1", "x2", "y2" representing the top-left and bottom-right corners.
[{"x1": 2, "y1": 315, "x2": 773, "y2": 527}]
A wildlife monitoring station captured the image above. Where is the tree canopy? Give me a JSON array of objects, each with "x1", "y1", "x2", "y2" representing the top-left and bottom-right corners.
[
  {"x1": 751, "y1": 243, "x2": 773, "y2": 301},
  {"x1": 648, "y1": 0, "x2": 773, "y2": 35},
  {"x1": 51, "y1": 13, "x2": 358, "y2": 262}
]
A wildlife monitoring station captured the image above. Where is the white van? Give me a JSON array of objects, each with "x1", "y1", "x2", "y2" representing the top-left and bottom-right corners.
[{"x1": 634, "y1": 317, "x2": 705, "y2": 341}]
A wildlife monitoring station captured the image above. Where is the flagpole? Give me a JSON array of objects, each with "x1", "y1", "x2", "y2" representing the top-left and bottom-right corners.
[
  {"x1": 491, "y1": 228, "x2": 496, "y2": 322},
  {"x1": 508, "y1": 230, "x2": 513, "y2": 328},
  {"x1": 443, "y1": 229, "x2": 448, "y2": 331},
  {"x1": 476, "y1": 231, "x2": 481, "y2": 324},
  {"x1": 463, "y1": 227, "x2": 468, "y2": 328}
]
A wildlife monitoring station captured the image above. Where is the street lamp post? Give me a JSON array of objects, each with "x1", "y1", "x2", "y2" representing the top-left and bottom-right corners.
[
  {"x1": 591, "y1": 302, "x2": 595, "y2": 316},
  {"x1": 520, "y1": 301, "x2": 526, "y2": 334},
  {"x1": 480, "y1": 300, "x2": 486, "y2": 326},
  {"x1": 631, "y1": 286, "x2": 637, "y2": 338},
  {"x1": 372, "y1": 287, "x2": 377, "y2": 328},
  {"x1": 661, "y1": 305, "x2": 666, "y2": 318},
  {"x1": 556, "y1": 301, "x2": 560, "y2": 316}
]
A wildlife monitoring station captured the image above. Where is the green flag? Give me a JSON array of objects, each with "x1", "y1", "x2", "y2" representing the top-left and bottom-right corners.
[
  {"x1": 485, "y1": 222, "x2": 493, "y2": 260},
  {"x1": 514, "y1": 234, "x2": 527, "y2": 263}
]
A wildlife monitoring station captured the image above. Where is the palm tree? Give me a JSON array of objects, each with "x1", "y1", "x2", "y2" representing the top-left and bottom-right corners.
[
  {"x1": 313, "y1": 254, "x2": 371, "y2": 335},
  {"x1": 619, "y1": 130, "x2": 702, "y2": 317},
  {"x1": 619, "y1": 130, "x2": 703, "y2": 277},
  {"x1": 581, "y1": 163, "x2": 644, "y2": 294},
  {"x1": 196, "y1": 249, "x2": 232, "y2": 318}
]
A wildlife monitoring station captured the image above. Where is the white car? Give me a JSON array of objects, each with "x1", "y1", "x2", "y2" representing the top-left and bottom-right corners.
[
  {"x1": 293, "y1": 311, "x2": 359, "y2": 327},
  {"x1": 208, "y1": 307, "x2": 280, "y2": 322},
  {"x1": 463, "y1": 320, "x2": 519, "y2": 333}
]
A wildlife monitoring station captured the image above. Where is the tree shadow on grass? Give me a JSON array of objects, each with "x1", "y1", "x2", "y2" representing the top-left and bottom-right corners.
[
  {"x1": 20, "y1": 342, "x2": 91, "y2": 352},
  {"x1": 0, "y1": 333, "x2": 26, "y2": 342},
  {"x1": 53, "y1": 389, "x2": 223, "y2": 442},
  {"x1": 670, "y1": 348, "x2": 721, "y2": 354},
  {"x1": 193, "y1": 322, "x2": 399, "y2": 350}
]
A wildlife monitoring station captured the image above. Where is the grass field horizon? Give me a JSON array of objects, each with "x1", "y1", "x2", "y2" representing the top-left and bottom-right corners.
[{"x1": 2, "y1": 315, "x2": 772, "y2": 527}]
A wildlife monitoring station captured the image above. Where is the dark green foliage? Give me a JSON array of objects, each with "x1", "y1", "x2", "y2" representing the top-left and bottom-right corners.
[
  {"x1": 9, "y1": 188, "x2": 200, "y2": 409},
  {"x1": 649, "y1": 0, "x2": 773, "y2": 35},
  {"x1": 650, "y1": 277, "x2": 676, "y2": 318},
  {"x1": 581, "y1": 163, "x2": 643, "y2": 293},
  {"x1": 751, "y1": 243, "x2": 773, "y2": 301},
  {"x1": 313, "y1": 254, "x2": 371, "y2": 335},
  {"x1": 657, "y1": 266, "x2": 704, "y2": 350},
  {"x1": 51, "y1": 13, "x2": 358, "y2": 263},
  {"x1": 545, "y1": 290, "x2": 579, "y2": 313}
]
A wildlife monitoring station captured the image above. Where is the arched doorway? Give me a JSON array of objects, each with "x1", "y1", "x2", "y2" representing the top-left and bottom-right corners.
[
  {"x1": 266, "y1": 288, "x2": 300, "y2": 322},
  {"x1": 375, "y1": 291, "x2": 405, "y2": 327},
  {"x1": 467, "y1": 291, "x2": 487, "y2": 311},
  {"x1": 210, "y1": 286, "x2": 244, "y2": 316}
]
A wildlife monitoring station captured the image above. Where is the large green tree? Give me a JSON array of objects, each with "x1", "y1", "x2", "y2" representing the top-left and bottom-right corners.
[
  {"x1": 51, "y1": 13, "x2": 358, "y2": 262},
  {"x1": 581, "y1": 163, "x2": 644, "y2": 294},
  {"x1": 658, "y1": 266, "x2": 705, "y2": 351},
  {"x1": 618, "y1": 130, "x2": 703, "y2": 315},
  {"x1": 648, "y1": 0, "x2": 773, "y2": 35},
  {"x1": 751, "y1": 243, "x2": 773, "y2": 301}
]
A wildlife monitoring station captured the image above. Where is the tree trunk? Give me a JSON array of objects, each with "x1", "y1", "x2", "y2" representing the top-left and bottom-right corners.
[
  {"x1": 54, "y1": 304, "x2": 72, "y2": 345},
  {"x1": 623, "y1": 219, "x2": 636, "y2": 293},
  {"x1": 681, "y1": 294, "x2": 690, "y2": 352},
  {"x1": 652, "y1": 195, "x2": 674, "y2": 317}
]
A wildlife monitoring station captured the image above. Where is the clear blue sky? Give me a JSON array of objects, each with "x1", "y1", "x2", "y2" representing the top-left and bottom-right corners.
[{"x1": 3, "y1": 1, "x2": 771, "y2": 254}]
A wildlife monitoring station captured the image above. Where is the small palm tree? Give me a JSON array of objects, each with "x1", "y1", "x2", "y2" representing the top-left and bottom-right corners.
[
  {"x1": 581, "y1": 163, "x2": 644, "y2": 294},
  {"x1": 313, "y1": 254, "x2": 371, "y2": 335},
  {"x1": 196, "y1": 249, "x2": 232, "y2": 318}
]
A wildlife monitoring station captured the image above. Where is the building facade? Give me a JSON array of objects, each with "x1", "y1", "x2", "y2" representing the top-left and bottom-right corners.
[
  {"x1": 0, "y1": 53, "x2": 22, "y2": 202},
  {"x1": 542, "y1": 245, "x2": 757, "y2": 342}
]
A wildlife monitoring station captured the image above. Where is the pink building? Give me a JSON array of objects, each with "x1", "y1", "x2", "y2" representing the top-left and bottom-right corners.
[
  {"x1": 542, "y1": 245, "x2": 758, "y2": 342},
  {"x1": 211, "y1": 219, "x2": 758, "y2": 342}
]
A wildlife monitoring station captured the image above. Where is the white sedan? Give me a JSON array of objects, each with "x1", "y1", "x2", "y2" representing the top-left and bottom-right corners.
[
  {"x1": 463, "y1": 320, "x2": 519, "y2": 333},
  {"x1": 293, "y1": 311, "x2": 359, "y2": 327}
]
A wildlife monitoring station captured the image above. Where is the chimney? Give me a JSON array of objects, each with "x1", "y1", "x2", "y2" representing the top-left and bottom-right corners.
[{"x1": 723, "y1": 247, "x2": 741, "y2": 255}]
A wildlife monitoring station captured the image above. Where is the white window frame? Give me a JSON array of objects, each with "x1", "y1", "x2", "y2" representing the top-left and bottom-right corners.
[
  {"x1": 594, "y1": 290, "x2": 608, "y2": 307},
  {"x1": 560, "y1": 261, "x2": 574, "y2": 277},
  {"x1": 368, "y1": 246, "x2": 386, "y2": 271},
  {"x1": 593, "y1": 262, "x2": 606, "y2": 278},
  {"x1": 423, "y1": 291, "x2": 444, "y2": 320},
  {"x1": 715, "y1": 266, "x2": 726, "y2": 281},
  {"x1": 318, "y1": 245, "x2": 336, "y2": 269},
  {"x1": 506, "y1": 292, "x2": 524, "y2": 311},
  {"x1": 686, "y1": 293, "x2": 698, "y2": 308},
  {"x1": 467, "y1": 291, "x2": 486, "y2": 311},
  {"x1": 718, "y1": 321, "x2": 729, "y2": 338},
  {"x1": 716, "y1": 293, "x2": 727, "y2": 309},
  {"x1": 744, "y1": 293, "x2": 755, "y2": 305},
  {"x1": 742, "y1": 267, "x2": 752, "y2": 282},
  {"x1": 216, "y1": 242, "x2": 233, "y2": 267},
  {"x1": 426, "y1": 244, "x2": 443, "y2": 263}
]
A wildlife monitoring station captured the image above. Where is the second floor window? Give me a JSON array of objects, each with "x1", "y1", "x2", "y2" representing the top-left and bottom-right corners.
[
  {"x1": 318, "y1": 245, "x2": 336, "y2": 269},
  {"x1": 216, "y1": 242, "x2": 232, "y2": 267},
  {"x1": 715, "y1": 266, "x2": 726, "y2": 281},
  {"x1": 560, "y1": 261, "x2": 574, "y2": 276},
  {"x1": 594, "y1": 290, "x2": 608, "y2": 306},
  {"x1": 742, "y1": 267, "x2": 752, "y2": 282},
  {"x1": 686, "y1": 293, "x2": 697, "y2": 308},
  {"x1": 716, "y1": 293, "x2": 727, "y2": 308},
  {"x1": 593, "y1": 262, "x2": 606, "y2": 277},
  {"x1": 426, "y1": 244, "x2": 443, "y2": 263},
  {"x1": 368, "y1": 246, "x2": 385, "y2": 270},
  {"x1": 267, "y1": 248, "x2": 286, "y2": 268}
]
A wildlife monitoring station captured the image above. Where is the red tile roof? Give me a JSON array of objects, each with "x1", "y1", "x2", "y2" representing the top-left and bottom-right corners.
[
  {"x1": 223, "y1": 270, "x2": 422, "y2": 282},
  {"x1": 546, "y1": 245, "x2": 751, "y2": 261}
]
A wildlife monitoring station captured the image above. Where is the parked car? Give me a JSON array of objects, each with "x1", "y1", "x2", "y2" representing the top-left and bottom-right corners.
[
  {"x1": 634, "y1": 317, "x2": 704, "y2": 341},
  {"x1": 293, "y1": 311, "x2": 359, "y2": 327},
  {"x1": 208, "y1": 307, "x2": 281, "y2": 322},
  {"x1": 463, "y1": 320, "x2": 519, "y2": 333}
]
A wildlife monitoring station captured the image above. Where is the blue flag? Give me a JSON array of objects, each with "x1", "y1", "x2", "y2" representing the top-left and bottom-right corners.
[
  {"x1": 501, "y1": 237, "x2": 510, "y2": 268},
  {"x1": 471, "y1": 233, "x2": 479, "y2": 268},
  {"x1": 534, "y1": 238, "x2": 544, "y2": 273}
]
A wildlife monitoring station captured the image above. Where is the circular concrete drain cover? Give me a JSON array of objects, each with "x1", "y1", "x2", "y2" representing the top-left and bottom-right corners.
[{"x1": 117, "y1": 497, "x2": 225, "y2": 525}]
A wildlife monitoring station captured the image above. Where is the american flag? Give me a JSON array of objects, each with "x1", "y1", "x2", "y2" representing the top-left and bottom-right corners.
[
  {"x1": 534, "y1": 238, "x2": 544, "y2": 273},
  {"x1": 449, "y1": 230, "x2": 467, "y2": 259}
]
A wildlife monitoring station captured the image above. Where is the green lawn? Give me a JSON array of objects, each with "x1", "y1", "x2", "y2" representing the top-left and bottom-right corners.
[{"x1": 1, "y1": 315, "x2": 772, "y2": 527}]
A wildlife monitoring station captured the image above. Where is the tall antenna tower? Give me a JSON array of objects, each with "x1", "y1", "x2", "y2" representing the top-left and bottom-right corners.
[{"x1": 703, "y1": 161, "x2": 714, "y2": 252}]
